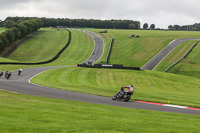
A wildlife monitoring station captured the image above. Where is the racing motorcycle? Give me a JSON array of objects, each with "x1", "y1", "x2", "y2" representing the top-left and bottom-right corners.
[
  {"x1": 112, "y1": 87, "x2": 132, "y2": 102},
  {"x1": 5, "y1": 71, "x2": 11, "y2": 79},
  {"x1": 0, "y1": 72, "x2": 3, "y2": 77}
]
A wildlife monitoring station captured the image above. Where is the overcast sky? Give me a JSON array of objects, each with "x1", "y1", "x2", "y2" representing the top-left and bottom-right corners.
[{"x1": 1, "y1": 0, "x2": 200, "y2": 28}]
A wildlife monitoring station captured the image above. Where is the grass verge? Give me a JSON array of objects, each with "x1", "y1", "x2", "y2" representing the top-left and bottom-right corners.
[
  {"x1": 1, "y1": 90, "x2": 200, "y2": 133},
  {"x1": 31, "y1": 67, "x2": 200, "y2": 108},
  {"x1": 167, "y1": 43, "x2": 200, "y2": 78},
  {"x1": 154, "y1": 40, "x2": 198, "y2": 72}
]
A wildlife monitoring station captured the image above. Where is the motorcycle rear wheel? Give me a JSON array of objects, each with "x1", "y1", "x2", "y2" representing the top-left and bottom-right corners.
[{"x1": 122, "y1": 94, "x2": 131, "y2": 102}]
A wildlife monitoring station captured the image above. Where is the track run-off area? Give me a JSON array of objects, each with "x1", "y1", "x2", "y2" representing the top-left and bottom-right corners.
[{"x1": 0, "y1": 30, "x2": 200, "y2": 115}]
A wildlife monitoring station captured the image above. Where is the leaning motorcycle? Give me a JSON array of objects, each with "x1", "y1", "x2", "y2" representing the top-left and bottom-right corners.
[
  {"x1": 0, "y1": 72, "x2": 3, "y2": 77},
  {"x1": 5, "y1": 73, "x2": 11, "y2": 79},
  {"x1": 112, "y1": 88, "x2": 132, "y2": 102}
]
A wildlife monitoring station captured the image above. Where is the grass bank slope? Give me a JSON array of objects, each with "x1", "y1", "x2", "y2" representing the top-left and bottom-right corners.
[
  {"x1": 1, "y1": 90, "x2": 200, "y2": 133},
  {"x1": 8, "y1": 28, "x2": 69, "y2": 62},
  {"x1": 87, "y1": 29, "x2": 200, "y2": 68},
  {"x1": 167, "y1": 43, "x2": 200, "y2": 78},
  {"x1": 0, "y1": 29, "x2": 94, "y2": 70},
  {"x1": 154, "y1": 40, "x2": 198, "y2": 72},
  {"x1": 32, "y1": 67, "x2": 200, "y2": 108}
]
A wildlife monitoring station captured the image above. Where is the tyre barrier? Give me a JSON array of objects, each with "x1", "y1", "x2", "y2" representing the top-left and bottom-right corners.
[
  {"x1": 164, "y1": 41, "x2": 199, "y2": 72},
  {"x1": 99, "y1": 30, "x2": 107, "y2": 33},
  {"x1": 0, "y1": 29, "x2": 71, "y2": 65},
  {"x1": 77, "y1": 64, "x2": 140, "y2": 71},
  {"x1": 106, "y1": 38, "x2": 114, "y2": 64}
]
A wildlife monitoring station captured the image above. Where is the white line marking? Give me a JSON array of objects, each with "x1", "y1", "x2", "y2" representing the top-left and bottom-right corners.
[{"x1": 163, "y1": 104, "x2": 187, "y2": 109}]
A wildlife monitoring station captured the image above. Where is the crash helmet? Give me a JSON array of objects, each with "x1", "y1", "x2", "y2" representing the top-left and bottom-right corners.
[{"x1": 130, "y1": 84, "x2": 133, "y2": 87}]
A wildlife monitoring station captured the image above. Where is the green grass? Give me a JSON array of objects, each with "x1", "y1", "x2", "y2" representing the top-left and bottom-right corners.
[
  {"x1": 167, "y1": 43, "x2": 200, "y2": 78},
  {"x1": 0, "y1": 27, "x2": 7, "y2": 33},
  {"x1": 1, "y1": 28, "x2": 200, "y2": 132},
  {"x1": 8, "y1": 28, "x2": 69, "y2": 62},
  {"x1": 0, "y1": 29, "x2": 94, "y2": 70},
  {"x1": 1, "y1": 90, "x2": 200, "y2": 133},
  {"x1": 87, "y1": 29, "x2": 200, "y2": 68},
  {"x1": 154, "y1": 40, "x2": 198, "y2": 72},
  {"x1": 31, "y1": 67, "x2": 200, "y2": 108}
]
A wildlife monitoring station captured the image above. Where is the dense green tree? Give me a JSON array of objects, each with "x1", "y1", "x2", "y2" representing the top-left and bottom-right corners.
[
  {"x1": 0, "y1": 38, "x2": 4, "y2": 51},
  {"x1": 3, "y1": 20, "x2": 16, "y2": 28},
  {"x1": 5, "y1": 30, "x2": 15, "y2": 43},
  {"x1": 15, "y1": 23, "x2": 28, "y2": 37},
  {"x1": 0, "y1": 33, "x2": 9, "y2": 47},
  {"x1": 0, "y1": 20, "x2": 3, "y2": 27},
  {"x1": 143, "y1": 23, "x2": 148, "y2": 29},
  {"x1": 173, "y1": 25, "x2": 181, "y2": 30},
  {"x1": 168, "y1": 25, "x2": 173, "y2": 30},
  {"x1": 150, "y1": 24, "x2": 155, "y2": 30},
  {"x1": 11, "y1": 27, "x2": 21, "y2": 40},
  {"x1": 129, "y1": 23, "x2": 136, "y2": 29}
]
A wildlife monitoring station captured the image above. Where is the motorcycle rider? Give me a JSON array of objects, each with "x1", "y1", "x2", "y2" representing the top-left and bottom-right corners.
[
  {"x1": 18, "y1": 68, "x2": 23, "y2": 75},
  {"x1": 5, "y1": 70, "x2": 11, "y2": 79},
  {"x1": 0, "y1": 70, "x2": 3, "y2": 77},
  {"x1": 122, "y1": 84, "x2": 134, "y2": 94},
  {"x1": 116, "y1": 84, "x2": 134, "y2": 97}
]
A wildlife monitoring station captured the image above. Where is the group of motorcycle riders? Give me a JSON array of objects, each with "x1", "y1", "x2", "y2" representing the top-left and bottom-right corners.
[{"x1": 0, "y1": 69, "x2": 23, "y2": 79}]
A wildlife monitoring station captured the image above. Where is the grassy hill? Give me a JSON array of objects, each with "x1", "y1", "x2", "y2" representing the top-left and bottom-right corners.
[
  {"x1": 8, "y1": 28, "x2": 69, "y2": 62},
  {"x1": 167, "y1": 43, "x2": 200, "y2": 78},
  {"x1": 87, "y1": 29, "x2": 200, "y2": 67},
  {"x1": 0, "y1": 28, "x2": 94, "y2": 71},
  {"x1": 1, "y1": 90, "x2": 200, "y2": 133},
  {"x1": 31, "y1": 67, "x2": 200, "y2": 108},
  {"x1": 1, "y1": 28, "x2": 200, "y2": 132}
]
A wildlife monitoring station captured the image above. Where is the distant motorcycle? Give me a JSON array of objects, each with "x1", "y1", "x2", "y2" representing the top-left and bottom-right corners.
[
  {"x1": 0, "y1": 71, "x2": 3, "y2": 77},
  {"x1": 18, "y1": 69, "x2": 23, "y2": 75},
  {"x1": 5, "y1": 71, "x2": 11, "y2": 79},
  {"x1": 112, "y1": 87, "x2": 132, "y2": 102}
]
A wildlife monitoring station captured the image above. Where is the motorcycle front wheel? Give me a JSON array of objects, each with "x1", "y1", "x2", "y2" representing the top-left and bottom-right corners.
[
  {"x1": 122, "y1": 94, "x2": 131, "y2": 102},
  {"x1": 112, "y1": 95, "x2": 117, "y2": 100}
]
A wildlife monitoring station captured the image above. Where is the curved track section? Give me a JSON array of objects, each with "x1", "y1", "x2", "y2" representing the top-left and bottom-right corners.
[
  {"x1": 0, "y1": 32, "x2": 200, "y2": 115},
  {"x1": 141, "y1": 38, "x2": 200, "y2": 70},
  {"x1": 0, "y1": 67, "x2": 199, "y2": 115},
  {"x1": 82, "y1": 30, "x2": 104, "y2": 64}
]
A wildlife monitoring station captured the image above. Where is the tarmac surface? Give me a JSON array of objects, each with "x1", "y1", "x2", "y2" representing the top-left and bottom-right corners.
[
  {"x1": 141, "y1": 38, "x2": 200, "y2": 70},
  {"x1": 0, "y1": 31, "x2": 200, "y2": 115}
]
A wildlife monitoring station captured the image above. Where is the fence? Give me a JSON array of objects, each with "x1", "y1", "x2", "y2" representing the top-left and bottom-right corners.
[{"x1": 106, "y1": 38, "x2": 114, "y2": 64}]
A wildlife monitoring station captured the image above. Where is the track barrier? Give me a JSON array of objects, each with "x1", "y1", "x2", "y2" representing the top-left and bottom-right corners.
[
  {"x1": 106, "y1": 38, "x2": 114, "y2": 64},
  {"x1": 77, "y1": 64, "x2": 140, "y2": 70}
]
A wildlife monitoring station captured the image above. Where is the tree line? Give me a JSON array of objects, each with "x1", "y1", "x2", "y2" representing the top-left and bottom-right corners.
[
  {"x1": 3, "y1": 17, "x2": 141, "y2": 29},
  {"x1": 0, "y1": 18, "x2": 43, "y2": 53},
  {"x1": 168, "y1": 23, "x2": 200, "y2": 31}
]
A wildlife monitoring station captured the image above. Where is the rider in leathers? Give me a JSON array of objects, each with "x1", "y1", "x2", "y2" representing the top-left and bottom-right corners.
[{"x1": 122, "y1": 85, "x2": 134, "y2": 94}]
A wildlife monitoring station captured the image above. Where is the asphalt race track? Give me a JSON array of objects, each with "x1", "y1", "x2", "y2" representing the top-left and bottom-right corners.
[
  {"x1": 82, "y1": 30, "x2": 104, "y2": 64},
  {"x1": 141, "y1": 38, "x2": 200, "y2": 70},
  {"x1": 0, "y1": 31, "x2": 200, "y2": 115}
]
